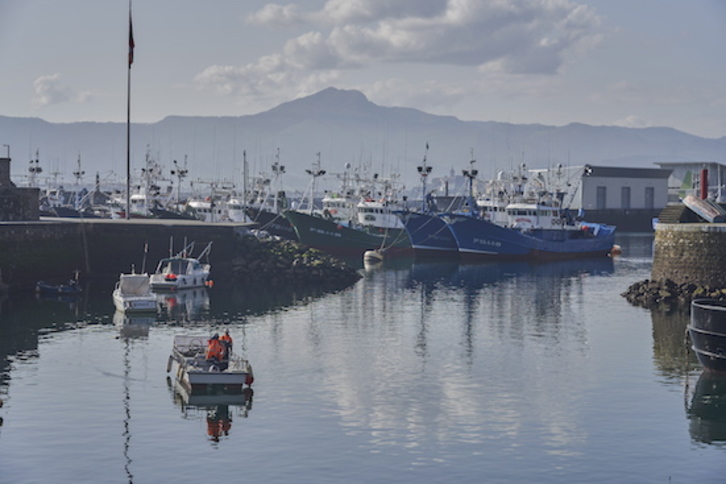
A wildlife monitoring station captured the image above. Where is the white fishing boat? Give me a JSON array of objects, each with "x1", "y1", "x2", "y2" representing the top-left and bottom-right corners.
[
  {"x1": 112, "y1": 272, "x2": 157, "y2": 313},
  {"x1": 167, "y1": 335, "x2": 254, "y2": 393},
  {"x1": 150, "y1": 241, "x2": 212, "y2": 291}
]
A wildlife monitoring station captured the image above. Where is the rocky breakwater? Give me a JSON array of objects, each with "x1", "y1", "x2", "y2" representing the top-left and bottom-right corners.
[
  {"x1": 622, "y1": 278, "x2": 726, "y2": 310},
  {"x1": 229, "y1": 234, "x2": 362, "y2": 288}
]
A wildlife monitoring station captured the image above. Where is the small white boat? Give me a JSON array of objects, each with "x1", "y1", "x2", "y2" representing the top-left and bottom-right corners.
[
  {"x1": 150, "y1": 241, "x2": 212, "y2": 291},
  {"x1": 167, "y1": 335, "x2": 254, "y2": 393},
  {"x1": 112, "y1": 273, "x2": 157, "y2": 313}
]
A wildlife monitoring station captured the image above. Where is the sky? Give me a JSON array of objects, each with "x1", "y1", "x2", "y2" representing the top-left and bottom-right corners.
[{"x1": 1, "y1": 0, "x2": 725, "y2": 139}]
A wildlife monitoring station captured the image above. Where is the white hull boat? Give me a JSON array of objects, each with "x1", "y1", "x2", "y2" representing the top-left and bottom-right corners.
[
  {"x1": 167, "y1": 335, "x2": 254, "y2": 393},
  {"x1": 150, "y1": 241, "x2": 212, "y2": 291},
  {"x1": 112, "y1": 273, "x2": 157, "y2": 313}
]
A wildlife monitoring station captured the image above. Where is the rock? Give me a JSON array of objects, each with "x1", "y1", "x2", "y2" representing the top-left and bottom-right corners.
[{"x1": 623, "y1": 277, "x2": 726, "y2": 309}]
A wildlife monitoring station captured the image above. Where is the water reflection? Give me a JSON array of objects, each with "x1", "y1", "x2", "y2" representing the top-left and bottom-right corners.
[
  {"x1": 687, "y1": 371, "x2": 726, "y2": 445},
  {"x1": 114, "y1": 310, "x2": 155, "y2": 339},
  {"x1": 309, "y1": 256, "x2": 620, "y2": 459},
  {"x1": 156, "y1": 288, "x2": 211, "y2": 323},
  {"x1": 650, "y1": 309, "x2": 699, "y2": 380},
  {"x1": 167, "y1": 378, "x2": 253, "y2": 445},
  {"x1": 356, "y1": 257, "x2": 615, "y2": 363}
]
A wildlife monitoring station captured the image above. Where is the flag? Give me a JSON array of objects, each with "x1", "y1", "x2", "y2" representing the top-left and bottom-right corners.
[{"x1": 128, "y1": 15, "x2": 135, "y2": 66}]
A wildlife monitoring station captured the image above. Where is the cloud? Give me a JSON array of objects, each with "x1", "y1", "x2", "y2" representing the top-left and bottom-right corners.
[
  {"x1": 200, "y1": 0, "x2": 603, "y2": 105},
  {"x1": 312, "y1": 0, "x2": 447, "y2": 25},
  {"x1": 247, "y1": 0, "x2": 603, "y2": 72},
  {"x1": 32, "y1": 74, "x2": 72, "y2": 108},
  {"x1": 613, "y1": 115, "x2": 651, "y2": 129},
  {"x1": 194, "y1": 59, "x2": 341, "y2": 101},
  {"x1": 246, "y1": 3, "x2": 305, "y2": 27},
  {"x1": 31, "y1": 74, "x2": 92, "y2": 109}
]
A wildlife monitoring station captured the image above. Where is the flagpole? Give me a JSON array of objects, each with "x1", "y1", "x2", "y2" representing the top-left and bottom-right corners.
[{"x1": 126, "y1": 0, "x2": 133, "y2": 220}]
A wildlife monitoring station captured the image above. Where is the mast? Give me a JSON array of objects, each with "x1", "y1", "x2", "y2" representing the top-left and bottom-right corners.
[
  {"x1": 417, "y1": 143, "x2": 432, "y2": 212},
  {"x1": 242, "y1": 150, "x2": 248, "y2": 213},
  {"x1": 462, "y1": 149, "x2": 478, "y2": 211},
  {"x1": 126, "y1": 0, "x2": 134, "y2": 219}
]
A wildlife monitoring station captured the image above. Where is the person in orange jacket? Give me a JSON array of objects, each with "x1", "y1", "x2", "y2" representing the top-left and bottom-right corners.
[
  {"x1": 206, "y1": 334, "x2": 227, "y2": 370},
  {"x1": 220, "y1": 330, "x2": 233, "y2": 359}
]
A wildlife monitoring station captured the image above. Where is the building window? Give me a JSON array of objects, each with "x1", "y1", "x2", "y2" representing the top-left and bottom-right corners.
[
  {"x1": 645, "y1": 187, "x2": 654, "y2": 209},
  {"x1": 596, "y1": 186, "x2": 607, "y2": 209},
  {"x1": 621, "y1": 186, "x2": 631, "y2": 209}
]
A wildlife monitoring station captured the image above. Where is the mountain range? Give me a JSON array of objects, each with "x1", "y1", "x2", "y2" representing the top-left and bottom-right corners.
[{"x1": 1, "y1": 87, "x2": 724, "y2": 194}]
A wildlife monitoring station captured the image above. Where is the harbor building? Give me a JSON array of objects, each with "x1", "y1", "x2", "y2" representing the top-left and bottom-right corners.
[
  {"x1": 530, "y1": 165, "x2": 672, "y2": 232},
  {"x1": 0, "y1": 151, "x2": 39, "y2": 221}
]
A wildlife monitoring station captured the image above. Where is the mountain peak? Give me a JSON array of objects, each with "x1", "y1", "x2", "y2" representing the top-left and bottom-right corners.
[{"x1": 267, "y1": 87, "x2": 375, "y2": 117}]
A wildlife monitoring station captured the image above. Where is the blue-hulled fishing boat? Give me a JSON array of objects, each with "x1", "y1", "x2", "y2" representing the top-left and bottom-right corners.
[{"x1": 444, "y1": 202, "x2": 616, "y2": 260}]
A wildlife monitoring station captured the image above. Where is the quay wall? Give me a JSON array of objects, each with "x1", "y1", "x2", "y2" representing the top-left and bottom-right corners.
[
  {"x1": 0, "y1": 219, "x2": 244, "y2": 289},
  {"x1": 652, "y1": 223, "x2": 726, "y2": 287}
]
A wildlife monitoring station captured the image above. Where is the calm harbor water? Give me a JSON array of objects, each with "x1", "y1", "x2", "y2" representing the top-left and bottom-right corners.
[{"x1": 1, "y1": 233, "x2": 724, "y2": 483}]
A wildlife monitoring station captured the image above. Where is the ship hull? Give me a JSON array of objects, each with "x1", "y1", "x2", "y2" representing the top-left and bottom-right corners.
[
  {"x1": 284, "y1": 210, "x2": 412, "y2": 257},
  {"x1": 245, "y1": 207, "x2": 298, "y2": 240},
  {"x1": 396, "y1": 211, "x2": 459, "y2": 257},
  {"x1": 444, "y1": 213, "x2": 616, "y2": 260}
]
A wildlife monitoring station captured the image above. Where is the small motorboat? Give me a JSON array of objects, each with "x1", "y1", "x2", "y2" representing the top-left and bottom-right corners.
[
  {"x1": 36, "y1": 271, "x2": 82, "y2": 295},
  {"x1": 112, "y1": 272, "x2": 157, "y2": 313},
  {"x1": 150, "y1": 241, "x2": 213, "y2": 291},
  {"x1": 167, "y1": 335, "x2": 254, "y2": 393}
]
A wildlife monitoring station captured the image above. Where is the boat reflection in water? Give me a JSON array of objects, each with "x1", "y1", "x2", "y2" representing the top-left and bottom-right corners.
[
  {"x1": 687, "y1": 371, "x2": 726, "y2": 445},
  {"x1": 113, "y1": 310, "x2": 156, "y2": 339},
  {"x1": 406, "y1": 256, "x2": 615, "y2": 289},
  {"x1": 167, "y1": 378, "x2": 253, "y2": 444},
  {"x1": 156, "y1": 288, "x2": 210, "y2": 322}
]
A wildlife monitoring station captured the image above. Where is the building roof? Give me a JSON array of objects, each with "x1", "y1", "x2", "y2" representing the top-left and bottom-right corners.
[
  {"x1": 585, "y1": 165, "x2": 672, "y2": 179},
  {"x1": 656, "y1": 161, "x2": 726, "y2": 169}
]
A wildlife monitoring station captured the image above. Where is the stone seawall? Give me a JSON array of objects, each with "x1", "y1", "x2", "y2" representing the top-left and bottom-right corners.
[
  {"x1": 0, "y1": 218, "x2": 361, "y2": 292},
  {"x1": 651, "y1": 223, "x2": 726, "y2": 286},
  {"x1": 623, "y1": 223, "x2": 726, "y2": 308},
  {"x1": 0, "y1": 219, "x2": 243, "y2": 288}
]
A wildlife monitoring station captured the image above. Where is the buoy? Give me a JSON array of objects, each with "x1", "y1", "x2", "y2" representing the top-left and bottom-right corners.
[
  {"x1": 166, "y1": 355, "x2": 173, "y2": 373},
  {"x1": 363, "y1": 250, "x2": 383, "y2": 263},
  {"x1": 611, "y1": 244, "x2": 622, "y2": 255},
  {"x1": 205, "y1": 280, "x2": 214, "y2": 288}
]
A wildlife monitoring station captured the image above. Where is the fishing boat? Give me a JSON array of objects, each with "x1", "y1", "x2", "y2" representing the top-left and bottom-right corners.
[
  {"x1": 284, "y1": 208, "x2": 411, "y2": 257},
  {"x1": 245, "y1": 205, "x2": 297, "y2": 240},
  {"x1": 396, "y1": 210, "x2": 459, "y2": 256},
  {"x1": 112, "y1": 272, "x2": 157, "y2": 313},
  {"x1": 283, "y1": 161, "x2": 412, "y2": 256},
  {"x1": 244, "y1": 156, "x2": 298, "y2": 240},
  {"x1": 689, "y1": 299, "x2": 726, "y2": 373},
  {"x1": 444, "y1": 201, "x2": 616, "y2": 259},
  {"x1": 150, "y1": 241, "x2": 212, "y2": 291},
  {"x1": 395, "y1": 149, "x2": 459, "y2": 256},
  {"x1": 167, "y1": 335, "x2": 254, "y2": 393}
]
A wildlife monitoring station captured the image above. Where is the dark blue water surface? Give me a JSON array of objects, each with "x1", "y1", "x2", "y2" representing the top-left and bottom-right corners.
[{"x1": 1, "y1": 234, "x2": 724, "y2": 483}]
